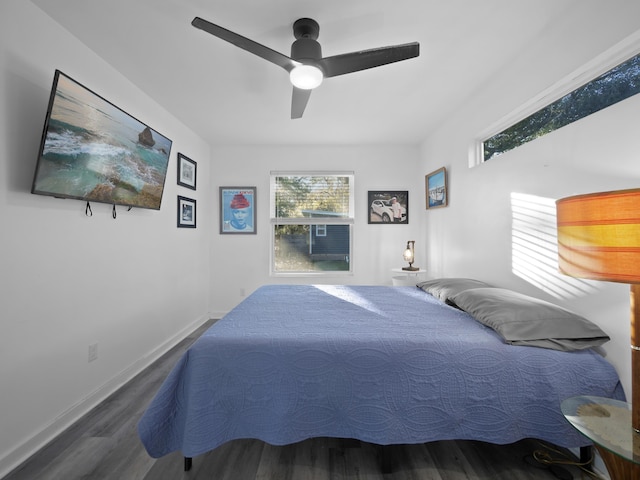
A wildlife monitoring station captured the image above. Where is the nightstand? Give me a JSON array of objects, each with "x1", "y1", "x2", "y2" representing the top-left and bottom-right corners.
[
  {"x1": 391, "y1": 268, "x2": 427, "y2": 286},
  {"x1": 561, "y1": 395, "x2": 640, "y2": 479}
]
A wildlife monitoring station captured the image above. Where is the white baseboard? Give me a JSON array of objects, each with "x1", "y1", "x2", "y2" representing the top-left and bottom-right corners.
[
  {"x1": 208, "y1": 310, "x2": 229, "y2": 320},
  {"x1": 0, "y1": 315, "x2": 209, "y2": 479}
]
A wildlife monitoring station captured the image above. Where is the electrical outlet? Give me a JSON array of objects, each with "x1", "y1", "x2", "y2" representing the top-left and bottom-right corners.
[
  {"x1": 88, "y1": 343, "x2": 98, "y2": 362},
  {"x1": 240, "y1": 288, "x2": 246, "y2": 297}
]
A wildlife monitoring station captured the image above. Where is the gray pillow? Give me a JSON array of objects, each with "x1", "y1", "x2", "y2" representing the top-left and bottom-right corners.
[
  {"x1": 449, "y1": 288, "x2": 610, "y2": 352},
  {"x1": 416, "y1": 278, "x2": 493, "y2": 303}
]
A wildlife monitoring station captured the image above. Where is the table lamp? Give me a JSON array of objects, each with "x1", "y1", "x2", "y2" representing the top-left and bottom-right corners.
[
  {"x1": 402, "y1": 240, "x2": 418, "y2": 271},
  {"x1": 556, "y1": 188, "x2": 640, "y2": 431}
]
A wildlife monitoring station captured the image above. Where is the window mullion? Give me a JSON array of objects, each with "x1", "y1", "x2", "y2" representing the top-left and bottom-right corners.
[{"x1": 271, "y1": 218, "x2": 353, "y2": 225}]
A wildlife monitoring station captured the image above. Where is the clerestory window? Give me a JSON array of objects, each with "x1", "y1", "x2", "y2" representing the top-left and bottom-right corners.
[{"x1": 483, "y1": 52, "x2": 640, "y2": 161}]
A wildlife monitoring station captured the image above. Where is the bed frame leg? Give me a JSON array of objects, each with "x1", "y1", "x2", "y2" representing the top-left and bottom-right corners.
[
  {"x1": 184, "y1": 456, "x2": 192, "y2": 471},
  {"x1": 379, "y1": 445, "x2": 393, "y2": 474}
]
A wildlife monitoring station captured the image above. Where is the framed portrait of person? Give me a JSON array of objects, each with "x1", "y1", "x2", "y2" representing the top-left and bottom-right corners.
[{"x1": 220, "y1": 186, "x2": 256, "y2": 234}]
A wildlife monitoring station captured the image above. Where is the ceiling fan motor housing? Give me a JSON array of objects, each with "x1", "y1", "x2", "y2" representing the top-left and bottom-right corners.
[
  {"x1": 291, "y1": 18, "x2": 322, "y2": 67},
  {"x1": 291, "y1": 38, "x2": 322, "y2": 63}
]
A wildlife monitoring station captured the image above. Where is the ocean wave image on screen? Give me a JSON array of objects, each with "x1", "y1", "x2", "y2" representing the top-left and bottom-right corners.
[{"x1": 33, "y1": 73, "x2": 171, "y2": 210}]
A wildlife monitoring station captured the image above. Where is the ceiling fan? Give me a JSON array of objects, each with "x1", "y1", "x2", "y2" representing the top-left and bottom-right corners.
[{"x1": 191, "y1": 16, "x2": 420, "y2": 119}]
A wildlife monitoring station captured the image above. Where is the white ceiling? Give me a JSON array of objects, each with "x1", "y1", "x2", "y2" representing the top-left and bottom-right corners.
[{"x1": 30, "y1": 0, "x2": 640, "y2": 146}]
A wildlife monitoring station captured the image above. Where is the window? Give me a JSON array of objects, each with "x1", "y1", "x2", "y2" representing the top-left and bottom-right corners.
[
  {"x1": 270, "y1": 172, "x2": 354, "y2": 274},
  {"x1": 483, "y1": 52, "x2": 640, "y2": 161}
]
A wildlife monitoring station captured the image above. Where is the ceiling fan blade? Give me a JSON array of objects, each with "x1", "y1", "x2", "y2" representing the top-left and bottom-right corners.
[
  {"x1": 291, "y1": 87, "x2": 312, "y2": 119},
  {"x1": 192, "y1": 17, "x2": 299, "y2": 72},
  {"x1": 319, "y1": 42, "x2": 419, "y2": 78}
]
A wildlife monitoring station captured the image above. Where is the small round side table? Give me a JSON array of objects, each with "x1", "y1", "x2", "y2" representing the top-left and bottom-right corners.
[{"x1": 561, "y1": 395, "x2": 640, "y2": 479}]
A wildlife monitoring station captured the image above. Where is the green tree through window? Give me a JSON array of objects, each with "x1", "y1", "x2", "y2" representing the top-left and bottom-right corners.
[{"x1": 484, "y1": 53, "x2": 640, "y2": 161}]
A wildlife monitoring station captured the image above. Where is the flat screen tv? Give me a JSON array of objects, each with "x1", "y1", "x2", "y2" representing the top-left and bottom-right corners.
[{"x1": 31, "y1": 70, "x2": 172, "y2": 210}]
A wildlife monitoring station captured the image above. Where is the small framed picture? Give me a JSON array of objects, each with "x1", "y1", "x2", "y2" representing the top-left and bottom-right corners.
[
  {"x1": 177, "y1": 153, "x2": 197, "y2": 190},
  {"x1": 220, "y1": 187, "x2": 256, "y2": 234},
  {"x1": 368, "y1": 190, "x2": 409, "y2": 224},
  {"x1": 426, "y1": 167, "x2": 448, "y2": 209},
  {"x1": 177, "y1": 196, "x2": 196, "y2": 228}
]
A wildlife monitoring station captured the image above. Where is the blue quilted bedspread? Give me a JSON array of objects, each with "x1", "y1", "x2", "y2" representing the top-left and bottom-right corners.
[{"x1": 138, "y1": 285, "x2": 624, "y2": 458}]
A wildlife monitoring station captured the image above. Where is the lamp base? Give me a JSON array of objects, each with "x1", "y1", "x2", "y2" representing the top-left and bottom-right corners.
[{"x1": 402, "y1": 266, "x2": 419, "y2": 271}]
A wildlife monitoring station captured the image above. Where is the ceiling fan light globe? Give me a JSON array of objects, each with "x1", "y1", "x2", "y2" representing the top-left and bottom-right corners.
[{"x1": 290, "y1": 65, "x2": 323, "y2": 90}]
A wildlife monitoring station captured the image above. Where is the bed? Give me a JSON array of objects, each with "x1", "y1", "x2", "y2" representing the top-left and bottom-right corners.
[{"x1": 138, "y1": 282, "x2": 624, "y2": 468}]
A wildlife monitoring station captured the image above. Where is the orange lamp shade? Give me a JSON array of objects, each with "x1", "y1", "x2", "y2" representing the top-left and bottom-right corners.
[{"x1": 556, "y1": 188, "x2": 640, "y2": 284}]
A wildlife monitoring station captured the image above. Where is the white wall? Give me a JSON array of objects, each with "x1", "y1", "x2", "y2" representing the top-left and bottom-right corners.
[
  {"x1": 419, "y1": 33, "x2": 640, "y2": 402},
  {"x1": 0, "y1": 1, "x2": 212, "y2": 475},
  {"x1": 208, "y1": 145, "x2": 422, "y2": 316}
]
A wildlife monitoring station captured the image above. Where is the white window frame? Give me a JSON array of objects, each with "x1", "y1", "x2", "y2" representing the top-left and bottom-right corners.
[
  {"x1": 315, "y1": 225, "x2": 327, "y2": 237},
  {"x1": 469, "y1": 30, "x2": 640, "y2": 168},
  {"x1": 269, "y1": 171, "x2": 355, "y2": 276}
]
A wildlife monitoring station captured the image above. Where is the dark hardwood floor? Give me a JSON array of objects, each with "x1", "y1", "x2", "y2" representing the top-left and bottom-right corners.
[{"x1": 3, "y1": 320, "x2": 594, "y2": 480}]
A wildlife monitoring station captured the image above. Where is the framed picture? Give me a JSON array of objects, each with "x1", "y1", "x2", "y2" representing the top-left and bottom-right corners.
[
  {"x1": 426, "y1": 167, "x2": 448, "y2": 209},
  {"x1": 368, "y1": 190, "x2": 409, "y2": 224},
  {"x1": 220, "y1": 187, "x2": 256, "y2": 234},
  {"x1": 177, "y1": 196, "x2": 196, "y2": 228},
  {"x1": 177, "y1": 153, "x2": 197, "y2": 190}
]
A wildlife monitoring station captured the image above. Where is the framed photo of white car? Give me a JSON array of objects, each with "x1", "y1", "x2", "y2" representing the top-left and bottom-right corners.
[{"x1": 368, "y1": 190, "x2": 408, "y2": 224}]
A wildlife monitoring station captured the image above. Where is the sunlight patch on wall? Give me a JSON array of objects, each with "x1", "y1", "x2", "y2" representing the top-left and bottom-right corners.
[{"x1": 511, "y1": 192, "x2": 596, "y2": 299}]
